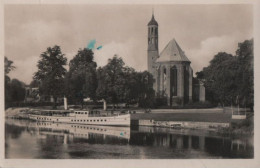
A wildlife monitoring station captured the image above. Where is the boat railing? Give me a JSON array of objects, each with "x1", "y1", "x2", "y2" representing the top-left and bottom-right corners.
[{"x1": 29, "y1": 109, "x2": 73, "y2": 116}]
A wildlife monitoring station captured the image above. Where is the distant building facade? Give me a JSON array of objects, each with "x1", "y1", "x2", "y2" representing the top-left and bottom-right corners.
[
  {"x1": 147, "y1": 13, "x2": 205, "y2": 106},
  {"x1": 24, "y1": 86, "x2": 63, "y2": 103}
]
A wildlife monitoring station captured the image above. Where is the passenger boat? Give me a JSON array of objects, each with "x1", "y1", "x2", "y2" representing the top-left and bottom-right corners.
[
  {"x1": 6, "y1": 118, "x2": 131, "y2": 140},
  {"x1": 28, "y1": 109, "x2": 130, "y2": 126}
]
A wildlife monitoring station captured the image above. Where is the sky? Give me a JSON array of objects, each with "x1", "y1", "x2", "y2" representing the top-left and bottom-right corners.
[{"x1": 4, "y1": 4, "x2": 253, "y2": 84}]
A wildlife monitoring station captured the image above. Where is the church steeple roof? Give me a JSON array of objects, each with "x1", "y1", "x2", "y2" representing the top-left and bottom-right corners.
[
  {"x1": 156, "y1": 38, "x2": 190, "y2": 63},
  {"x1": 148, "y1": 11, "x2": 158, "y2": 26}
]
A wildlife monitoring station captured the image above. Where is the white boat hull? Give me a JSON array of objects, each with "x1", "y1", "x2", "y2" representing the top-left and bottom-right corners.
[{"x1": 29, "y1": 113, "x2": 131, "y2": 126}]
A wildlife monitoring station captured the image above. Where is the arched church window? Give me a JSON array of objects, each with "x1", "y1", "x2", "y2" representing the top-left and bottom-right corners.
[
  {"x1": 151, "y1": 27, "x2": 153, "y2": 33},
  {"x1": 163, "y1": 68, "x2": 167, "y2": 92},
  {"x1": 170, "y1": 67, "x2": 178, "y2": 96},
  {"x1": 155, "y1": 28, "x2": 158, "y2": 34}
]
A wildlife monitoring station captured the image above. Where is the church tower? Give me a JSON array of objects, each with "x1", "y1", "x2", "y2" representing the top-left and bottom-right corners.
[{"x1": 147, "y1": 12, "x2": 159, "y2": 84}]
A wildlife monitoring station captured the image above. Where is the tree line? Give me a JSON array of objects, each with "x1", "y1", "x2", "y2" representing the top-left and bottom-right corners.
[
  {"x1": 195, "y1": 39, "x2": 253, "y2": 109},
  {"x1": 32, "y1": 46, "x2": 154, "y2": 108},
  {"x1": 5, "y1": 39, "x2": 254, "y2": 110}
]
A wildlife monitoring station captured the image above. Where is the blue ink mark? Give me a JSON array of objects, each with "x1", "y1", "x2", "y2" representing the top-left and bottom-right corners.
[
  {"x1": 97, "y1": 45, "x2": 102, "y2": 50},
  {"x1": 87, "y1": 39, "x2": 96, "y2": 49},
  {"x1": 120, "y1": 132, "x2": 124, "y2": 136}
]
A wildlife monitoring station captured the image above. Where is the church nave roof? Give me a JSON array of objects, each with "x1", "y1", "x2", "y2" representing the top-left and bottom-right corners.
[{"x1": 156, "y1": 38, "x2": 191, "y2": 63}]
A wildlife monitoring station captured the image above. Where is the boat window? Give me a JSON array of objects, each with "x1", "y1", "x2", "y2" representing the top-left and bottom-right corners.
[
  {"x1": 84, "y1": 120, "x2": 85, "y2": 122},
  {"x1": 90, "y1": 120, "x2": 92, "y2": 122},
  {"x1": 104, "y1": 119, "x2": 107, "y2": 122},
  {"x1": 81, "y1": 112, "x2": 84, "y2": 114},
  {"x1": 101, "y1": 120, "x2": 103, "y2": 122},
  {"x1": 93, "y1": 120, "x2": 95, "y2": 122},
  {"x1": 85, "y1": 112, "x2": 88, "y2": 114},
  {"x1": 77, "y1": 120, "x2": 79, "y2": 122},
  {"x1": 87, "y1": 120, "x2": 89, "y2": 122},
  {"x1": 71, "y1": 120, "x2": 73, "y2": 121},
  {"x1": 97, "y1": 120, "x2": 99, "y2": 122},
  {"x1": 80, "y1": 120, "x2": 82, "y2": 122}
]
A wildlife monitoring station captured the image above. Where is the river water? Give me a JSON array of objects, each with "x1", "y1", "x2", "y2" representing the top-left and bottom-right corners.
[{"x1": 5, "y1": 119, "x2": 253, "y2": 159}]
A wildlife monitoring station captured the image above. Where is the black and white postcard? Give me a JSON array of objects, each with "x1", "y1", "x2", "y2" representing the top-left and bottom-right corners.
[{"x1": 1, "y1": 0, "x2": 259, "y2": 168}]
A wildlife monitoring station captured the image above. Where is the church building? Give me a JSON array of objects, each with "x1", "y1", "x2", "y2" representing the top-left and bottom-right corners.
[{"x1": 147, "y1": 13, "x2": 205, "y2": 106}]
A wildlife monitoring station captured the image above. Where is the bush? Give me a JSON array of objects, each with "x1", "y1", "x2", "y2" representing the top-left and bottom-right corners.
[
  {"x1": 154, "y1": 97, "x2": 167, "y2": 107},
  {"x1": 138, "y1": 98, "x2": 155, "y2": 108},
  {"x1": 154, "y1": 100, "x2": 216, "y2": 109}
]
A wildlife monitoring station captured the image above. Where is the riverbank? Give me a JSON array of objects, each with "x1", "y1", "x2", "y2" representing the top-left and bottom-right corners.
[
  {"x1": 131, "y1": 110, "x2": 231, "y2": 123},
  {"x1": 5, "y1": 107, "x2": 253, "y2": 135}
]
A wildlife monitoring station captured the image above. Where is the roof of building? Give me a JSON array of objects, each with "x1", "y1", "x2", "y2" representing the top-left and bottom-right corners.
[
  {"x1": 156, "y1": 38, "x2": 191, "y2": 63},
  {"x1": 148, "y1": 14, "x2": 158, "y2": 26}
]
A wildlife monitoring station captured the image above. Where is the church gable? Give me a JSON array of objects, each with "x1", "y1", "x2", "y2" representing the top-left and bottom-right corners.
[{"x1": 156, "y1": 38, "x2": 190, "y2": 63}]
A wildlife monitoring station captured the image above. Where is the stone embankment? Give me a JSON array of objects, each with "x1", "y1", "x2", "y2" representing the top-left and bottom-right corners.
[{"x1": 131, "y1": 119, "x2": 230, "y2": 130}]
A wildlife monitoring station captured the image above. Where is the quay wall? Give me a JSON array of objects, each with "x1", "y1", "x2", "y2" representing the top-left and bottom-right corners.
[{"x1": 131, "y1": 119, "x2": 230, "y2": 130}]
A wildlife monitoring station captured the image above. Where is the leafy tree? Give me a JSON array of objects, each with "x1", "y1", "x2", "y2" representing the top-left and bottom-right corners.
[
  {"x1": 66, "y1": 48, "x2": 97, "y2": 106},
  {"x1": 96, "y1": 55, "x2": 126, "y2": 107},
  {"x1": 205, "y1": 52, "x2": 238, "y2": 106},
  {"x1": 5, "y1": 57, "x2": 15, "y2": 107},
  {"x1": 4, "y1": 57, "x2": 26, "y2": 107},
  {"x1": 9, "y1": 79, "x2": 26, "y2": 102},
  {"x1": 134, "y1": 71, "x2": 155, "y2": 108},
  {"x1": 236, "y1": 39, "x2": 254, "y2": 108},
  {"x1": 195, "y1": 39, "x2": 254, "y2": 109},
  {"x1": 33, "y1": 45, "x2": 67, "y2": 108},
  {"x1": 29, "y1": 79, "x2": 40, "y2": 88},
  {"x1": 96, "y1": 55, "x2": 155, "y2": 108},
  {"x1": 4, "y1": 57, "x2": 15, "y2": 76}
]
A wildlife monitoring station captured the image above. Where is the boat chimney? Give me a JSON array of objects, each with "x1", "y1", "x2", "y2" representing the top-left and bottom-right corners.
[
  {"x1": 64, "y1": 96, "x2": 68, "y2": 110},
  {"x1": 103, "y1": 99, "x2": 107, "y2": 111}
]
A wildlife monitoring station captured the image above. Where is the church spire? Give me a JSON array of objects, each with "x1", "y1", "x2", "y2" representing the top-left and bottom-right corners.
[{"x1": 148, "y1": 9, "x2": 158, "y2": 26}]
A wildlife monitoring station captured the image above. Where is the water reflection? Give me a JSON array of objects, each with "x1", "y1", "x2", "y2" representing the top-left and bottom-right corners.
[{"x1": 5, "y1": 119, "x2": 253, "y2": 159}]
